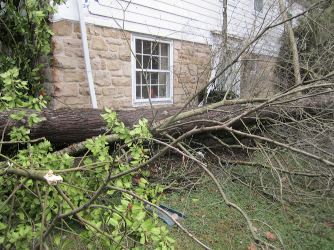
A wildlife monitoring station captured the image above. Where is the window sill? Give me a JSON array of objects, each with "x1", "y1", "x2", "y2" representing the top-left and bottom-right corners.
[{"x1": 132, "y1": 98, "x2": 173, "y2": 107}]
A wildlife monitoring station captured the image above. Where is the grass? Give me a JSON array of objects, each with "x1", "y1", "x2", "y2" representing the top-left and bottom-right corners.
[{"x1": 161, "y1": 179, "x2": 334, "y2": 250}]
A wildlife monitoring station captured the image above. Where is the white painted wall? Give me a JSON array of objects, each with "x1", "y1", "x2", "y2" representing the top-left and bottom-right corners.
[{"x1": 51, "y1": 0, "x2": 303, "y2": 56}]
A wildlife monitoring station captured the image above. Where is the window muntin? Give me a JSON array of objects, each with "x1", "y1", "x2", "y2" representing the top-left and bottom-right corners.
[{"x1": 134, "y1": 38, "x2": 171, "y2": 101}]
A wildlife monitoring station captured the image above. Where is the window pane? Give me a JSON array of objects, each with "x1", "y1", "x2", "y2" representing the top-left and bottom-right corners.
[
  {"x1": 151, "y1": 85, "x2": 158, "y2": 98},
  {"x1": 159, "y1": 85, "x2": 167, "y2": 98},
  {"x1": 136, "y1": 39, "x2": 142, "y2": 53},
  {"x1": 151, "y1": 73, "x2": 158, "y2": 85},
  {"x1": 152, "y1": 42, "x2": 159, "y2": 55},
  {"x1": 136, "y1": 86, "x2": 141, "y2": 99},
  {"x1": 161, "y1": 43, "x2": 168, "y2": 56},
  {"x1": 136, "y1": 55, "x2": 142, "y2": 69},
  {"x1": 159, "y1": 72, "x2": 170, "y2": 98},
  {"x1": 152, "y1": 57, "x2": 159, "y2": 70},
  {"x1": 161, "y1": 57, "x2": 168, "y2": 70},
  {"x1": 159, "y1": 72, "x2": 167, "y2": 85},
  {"x1": 143, "y1": 56, "x2": 150, "y2": 69},
  {"x1": 136, "y1": 72, "x2": 141, "y2": 85},
  {"x1": 142, "y1": 73, "x2": 148, "y2": 86},
  {"x1": 143, "y1": 40, "x2": 151, "y2": 54},
  {"x1": 142, "y1": 86, "x2": 149, "y2": 99}
]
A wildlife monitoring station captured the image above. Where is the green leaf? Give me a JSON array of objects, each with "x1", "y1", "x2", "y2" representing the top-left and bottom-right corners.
[
  {"x1": 0, "y1": 222, "x2": 7, "y2": 230},
  {"x1": 19, "y1": 212, "x2": 25, "y2": 220},
  {"x1": 55, "y1": 236, "x2": 61, "y2": 245},
  {"x1": 166, "y1": 236, "x2": 175, "y2": 243},
  {"x1": 141, "y1": 219, "x2": 153, "y2": 229},
  {"x1": 62, "y1": 240, "x2": 74, "y2": 249}
]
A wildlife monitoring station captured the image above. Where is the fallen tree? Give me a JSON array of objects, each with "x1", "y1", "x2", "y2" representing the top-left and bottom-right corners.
[{"x1": 1, "y1": 93, "x2": 332, "y2": 145}]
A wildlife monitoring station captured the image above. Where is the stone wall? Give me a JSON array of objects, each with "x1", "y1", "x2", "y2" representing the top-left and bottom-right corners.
[{"x1": 44, "y1": 20, "x2": 212, "y2": 110}]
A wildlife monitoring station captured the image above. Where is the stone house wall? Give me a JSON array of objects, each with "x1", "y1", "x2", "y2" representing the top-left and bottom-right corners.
[{"x1": 43, "y1": 21, "x2": 212, "y2": 110}]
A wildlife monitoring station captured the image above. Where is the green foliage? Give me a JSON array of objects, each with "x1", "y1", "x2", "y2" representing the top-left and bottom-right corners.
[
  {"x1": 0, "y1": 0, "x2": 66, "y2": 99},
  {"x1": 0, "y1": 67, "x2": 47, "y2": 111},
  {"x1": 0, "y1": 108, "x2": 174, "y2": 249}
]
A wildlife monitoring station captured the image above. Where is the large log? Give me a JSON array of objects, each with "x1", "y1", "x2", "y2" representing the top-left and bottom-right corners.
[{"x1": 0, "y1": 96, "x2": 332, "y2": 144}]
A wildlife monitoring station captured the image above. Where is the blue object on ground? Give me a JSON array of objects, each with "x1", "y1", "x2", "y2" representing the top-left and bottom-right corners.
[{"x1": 144, "y1": 203, "x2": 186, "y2": 226}]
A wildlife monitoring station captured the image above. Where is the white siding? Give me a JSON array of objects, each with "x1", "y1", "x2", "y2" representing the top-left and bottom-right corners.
[{"x1": 51, "y1": 0, "x2": 302, "y2": 55}]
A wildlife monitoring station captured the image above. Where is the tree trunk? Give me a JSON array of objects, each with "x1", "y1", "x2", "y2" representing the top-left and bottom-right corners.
[{"x1": 0, "y1": 96, "x2": 332, "y2": 144}]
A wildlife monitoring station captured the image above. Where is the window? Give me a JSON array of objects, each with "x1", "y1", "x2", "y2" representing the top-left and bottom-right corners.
[
  {"x1": 131, "y1": 35, "x2": 173, "y2": 106},
  {"x1": 254, "y1": 0, "x2": 263, "y2": 12}
]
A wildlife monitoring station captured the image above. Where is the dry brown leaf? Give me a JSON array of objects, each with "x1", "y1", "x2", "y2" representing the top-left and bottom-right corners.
[
  {"x1": 247, "y1": 242, "x2": 257, "y2": 250},
  {"x1": 210, "y1": 240, "x2": 214, "y2": 245},
  {"x1": 266, "y1": 232, "x2": 275, "y2": 241},
  {"x1": 323, "y1": 221, "x2": 333, "y2": 228},
  {"x1": 193, "y1": 212, "x2": 202, "y2": 216},
  {"x1": 180, "y1": 198, "x2": 185, "y2": 202},
  {"x1": 134, "y1": 178, "x2": 141, "y2": 183}
]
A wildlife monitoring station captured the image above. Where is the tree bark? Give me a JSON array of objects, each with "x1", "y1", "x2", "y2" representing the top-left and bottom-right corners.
[{"x1": 0, "y1": 96, "x2": 332, "y2": 144}]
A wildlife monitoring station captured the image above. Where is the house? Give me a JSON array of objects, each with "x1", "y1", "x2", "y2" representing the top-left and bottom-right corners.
[{"x1": 44, "y1": 0, "x2": 297, "y2": 110}]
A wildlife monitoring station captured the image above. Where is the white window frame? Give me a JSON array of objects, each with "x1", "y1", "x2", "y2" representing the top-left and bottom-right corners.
[{"x1": 131, "y1": 34, "x2": 173, "y2": 107}]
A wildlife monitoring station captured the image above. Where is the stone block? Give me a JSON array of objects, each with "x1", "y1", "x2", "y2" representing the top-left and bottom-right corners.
[
  {"x1": 52, "y1": 68, "x2": 62, "y2": 82},
  {"x1": 124, "y1": 86, "x2": 131, "y2": 97},
  {"x1": 173, "y1": 40, "x2": 182, "y2": 50},
  {"x1": 91, "y1": 59, "x2": 100, "y2": 70},
  {"x1": 97, "y1": 96, "x2": 114, "y2": 109},
  {"x1": 119, "y1": 47, "x2": 131, "y2": 61},
  {"x1": 97, "y1": 51, "x2": 118, "y2": 59},
  {"x1": 63, "y1": 73, "x2": 86, "y2": 82},
  {"x1": 65, "y1": 47, "x2": 73, "y2": 57},
  {"x1": 113, "y1": 98, "x2": 132, "y2": 109},
  {"x1": 52, "y1": 21, "x2": 72, "y2": 36},
  {"x1": 102, "y1": 28, "x2": 120, "y2": 38},
  {"x1": 79, "y1": 87, "x2": 101, "y2": 96},
  {"x1": 64, "y1": 96, "x2": 91, "y2": 105},
  {"x1": 64, "y1": 69, "x2": 77, "y2": 73},
  {"x1": 122, "y1": 61, "x2": 131, "y2": 76},
  {"x1": 111, "y1": 70, "x2": 123, "y2": 77},
  {"x1": 52, "y1": 37, "x2": 63, "y2": 54},
  {"x1": 120, "y1": 31, "x2": 131, "y2": 41},
  {"x1": 101, "y1": 60, "x2": 106, "y2": 70},
  {"x1": 74, "y1": 23, "x2": 80, "y2": 33},
  {"x1": 94, "y1": 72, "x2": 111, "y2": 86},
  {"x1": 77, "y1": 33, "x2": 91, "y2": 40},
  {"x1": 54, "y1": 82, "x2": 78, "y2": 96},
  {"x1": 86, "y1": 25, "x2": 101, "y2": 36},
  {"x1": 179, "y1": 76, "x2": 190, "y2": 83},
  {"x1": 108, "y1": 45, "x2": 118, "y2": 52},
  {"x1": 107, "y1": 61, "x2": 122, "y2": 71},
  {"x1": 117, "y1": 87, "x2": 124, "y2": 95},
  {"x1": 102, "y1": 87, "x2": 117, "y2": 96},
  {"x1": 105, "y1": 38, "x2": 124, "y2": 45},
  {"x1": 53, "y1": 56, "x2": 77, "y2": 69},
  {"x1": 74, "y1": 49, "x2": 84, "y2": 58},
  {"x1": 75, "y1": 49, "x2": 97, "y2": 59},
  {"x1": 77, "y1": 59, "x2": 99, "y2": 70},
  {"x1": 174, "y1": 88, "x2": 184, "y2": 95},
  {"x1": 63, "y1": 39, "x2": 82, "y2": 48},
  {"x1": 91, "y1": 37, "x2": 108, "y2": 51},
  {"x1": 188, "y1": 64, "x2": 197, "y2": 76},
  {"x1": 112, "y1": 77, "x2": 131, "y2": 86}
]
